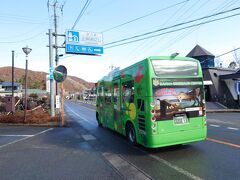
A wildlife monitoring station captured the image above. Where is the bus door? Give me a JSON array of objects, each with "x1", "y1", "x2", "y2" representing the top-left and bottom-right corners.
[
  {"x1": 121, "y1": 80, "x2": 135, "y2": 125},
  {"x1": 113, "y1": 79, "x2": 122, "y2": 133}
]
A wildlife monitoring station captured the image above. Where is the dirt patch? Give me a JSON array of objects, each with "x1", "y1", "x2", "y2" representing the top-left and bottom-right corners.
[{"x1": 0, "y1": 107, "x2": 60, "y2": 125}]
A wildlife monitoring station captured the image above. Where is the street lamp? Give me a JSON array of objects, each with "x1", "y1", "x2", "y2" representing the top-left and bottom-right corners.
[{"x1": 22, "y1": 46, "x2": 32, "y2": 122}]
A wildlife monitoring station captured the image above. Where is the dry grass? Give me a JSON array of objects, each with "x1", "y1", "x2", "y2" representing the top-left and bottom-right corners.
[{"x1": 0, "y1": 107, "x2": 60, "y2": 125}]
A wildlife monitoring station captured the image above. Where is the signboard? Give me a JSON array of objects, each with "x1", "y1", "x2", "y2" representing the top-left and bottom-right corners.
[
  {"x1": 53, "y1": 65, "x2": 67, "y2": 83},
  {"x1": 65, "y1": 30, "x2": 104, "y2": 55},
  {"x1": 235, "y1": 81, "x2": 240, "y2": 95},
  {"x1": 49, "y1": 67, "x2": 54, "y2": 80},
  {"x1": 56, "y1": 95, "x2": 60, "y2": 109},
  {"x1": 46, "y1": 75, "x2": 50, "y2": 93}
]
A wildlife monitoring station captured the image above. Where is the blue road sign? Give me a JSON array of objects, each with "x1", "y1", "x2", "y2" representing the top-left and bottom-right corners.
[
  {"x1": 65, "y1": 30, "x2": 104, "y2": 55},
  {"x1": 67, "y1": 30, "x2": 79, "y2": 44},
  {"x1": 49, "y1": 67, "x2": 54, "y2": 80},
  {"x1": 66, "y1": 44, "x2": 103, "y2": 55},
  {"x1": 235, "y1": 81, "x2": 240, "y2": 95}
]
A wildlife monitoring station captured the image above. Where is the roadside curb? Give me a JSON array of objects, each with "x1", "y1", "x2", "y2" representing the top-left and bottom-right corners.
[{"x1": 207, "y1": 109, "x2": 240, "y2": 113}]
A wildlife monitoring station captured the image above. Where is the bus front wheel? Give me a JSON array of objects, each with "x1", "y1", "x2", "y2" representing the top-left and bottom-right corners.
[{"x1": 126, "y1": 123, "x2": 137, "y2": 145}]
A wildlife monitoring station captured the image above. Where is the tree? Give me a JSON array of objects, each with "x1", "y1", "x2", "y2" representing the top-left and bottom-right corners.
[
  {"x1": 228, "y1": 61, "x2": 237, "y2": 69},
  {"x1": 214, "y1": 57, "x2": 223, "y2": 68},
  {"x1": 232, "y1": 49, "x2": 240, "y2": 68}
]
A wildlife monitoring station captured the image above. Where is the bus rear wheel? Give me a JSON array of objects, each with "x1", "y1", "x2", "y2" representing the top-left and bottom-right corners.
[{"x1": 126, "y1": 123, "x2": 137, "y2": 145}]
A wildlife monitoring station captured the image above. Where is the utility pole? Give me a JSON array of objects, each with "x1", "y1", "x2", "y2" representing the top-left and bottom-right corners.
[
  {"x1": 48, "y1": 0, "x2": 65, "y2": 116},
  {"x1": 11, "y1": 51, "x2": 14, "y2": 98},
  {"x1": 48, "y1": 29, "x2": 55, "y2": 117},
  {"x1": 53, "y1": 1, "x2": 59, "y2": 96}
]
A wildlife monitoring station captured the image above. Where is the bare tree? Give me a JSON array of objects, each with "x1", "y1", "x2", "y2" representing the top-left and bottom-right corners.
[
  {"x1": 214, "y1": 57, "x2": 223, "y2": 68},
  {"x1": 228, "y1": 61, "x2": 237, "y2": 69},
  {"x1": 232, "y1": 49, "x2": 240, "y2": 68}
]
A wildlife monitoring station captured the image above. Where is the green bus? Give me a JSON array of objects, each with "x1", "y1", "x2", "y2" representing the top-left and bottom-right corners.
[{"x1": 96, "y1": 56, "x2": 207, "y2": 148}]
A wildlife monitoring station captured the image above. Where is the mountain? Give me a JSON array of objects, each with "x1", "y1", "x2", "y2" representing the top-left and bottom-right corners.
[{"x1": 0, "y1": 67, "x2": 94, "y2": 93}]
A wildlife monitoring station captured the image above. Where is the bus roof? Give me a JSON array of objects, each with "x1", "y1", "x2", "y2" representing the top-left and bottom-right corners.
[{"x1": 97, "y1": 56, "x2": 199, "y2": 82}]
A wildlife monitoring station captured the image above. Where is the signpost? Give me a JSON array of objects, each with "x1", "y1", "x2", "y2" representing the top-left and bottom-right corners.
[
  {"x1": 54, "y1": 65, "x2": 67, "y2": 126},
  {"x1": 65, "y1": 30, "x2": 104, "y2": 55}
]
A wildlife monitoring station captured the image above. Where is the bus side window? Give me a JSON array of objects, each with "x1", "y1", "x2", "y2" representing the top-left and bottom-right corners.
[
  {"x1": 97, "y1": 86, "x2": 104, "y2": 102},
  {"x1": 113, "y1": 83, "x2": 119, "y2": 103},
  {"x1": 122, "y1": 81, "x2": 134, "y2": 103},
  {"x1": 105, "y1": 86, "x2": 112, "y2": 104}
]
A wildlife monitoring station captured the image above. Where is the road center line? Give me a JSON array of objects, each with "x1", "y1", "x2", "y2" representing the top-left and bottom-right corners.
[
  {"x1": 0, "y1": 128, "x2": 54, "y2": 149},
  {"x1": 207, "y1": 138, "x2": 240, "y2": 148},
  {"x1": 227, "y1": 127, "x2": 239, "y2": 131},
  {"x1": 209, "y1": 124, "x2": 220, "y2": 127}
]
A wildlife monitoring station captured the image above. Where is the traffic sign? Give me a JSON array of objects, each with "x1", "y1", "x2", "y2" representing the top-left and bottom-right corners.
[
  {"x1": 49, "y1": 67, "x2": 54, "y2": 80},
  {"x1": 235, "y1": 81, "x2": 240, "y2": 95},
  {"x1": 66, "y1": 44, "x2": 103, "y2": 54},
  {"x1": 65, "y1": 30, "x2": 104, "y2": 55},
  {"x1": 53, "y1": 65, "x2": 67, "y2": 83}
]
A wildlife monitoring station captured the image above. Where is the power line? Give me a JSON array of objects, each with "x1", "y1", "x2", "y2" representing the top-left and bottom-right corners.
[
  {"x1": 216, "y1": 47, "x2": 240, "y2": 58},
  {"x1": 127, "y1": 0, "x2": 190, "y2": 60},
  {"x1": 72, "y1": 0, "x2": 92, "y2": 29},
  {"x1": 105, "y1": 11, "x2": 240, "y2": 49},
  {"x1": 101, "y1": 0, "x2": 190, "y2": 33},
  {"x1": 104, "y1": 6, "x2": 240, "y2": 47},
  {"x1": 157, "y1": 0, "x2": 229, "y2": 52},
  {"x1": 0, "y1": 30, "x2": 46, "y2": 44}
]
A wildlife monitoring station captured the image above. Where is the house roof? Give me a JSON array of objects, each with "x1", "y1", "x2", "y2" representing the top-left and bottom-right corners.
[
  {"x1": 219, "y1": 68, "x2": 240, "y2": 80},
  {"x1": 0, "y1": 82, "x2": 21, "y2": 87},
  {"x1": 186, "y1": 44, "x2": 215, "y2": 57}
]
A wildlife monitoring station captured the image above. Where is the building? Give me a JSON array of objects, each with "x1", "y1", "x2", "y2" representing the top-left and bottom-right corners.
[
  {"x1": 187, "y1": 45, "x2": 240, "y2": 108},
  {"x1": 0, "y1": 82, "x2": 22, "y2": 97}
]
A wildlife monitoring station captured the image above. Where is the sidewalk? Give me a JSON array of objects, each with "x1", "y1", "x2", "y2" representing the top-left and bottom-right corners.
[{"x1": 206, "y1": 102, "x2": 240, "y2": 113}]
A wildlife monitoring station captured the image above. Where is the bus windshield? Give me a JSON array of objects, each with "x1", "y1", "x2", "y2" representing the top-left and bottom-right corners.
[{"x1": 152, "y1": 60, "x2": 198, "y2": 76}]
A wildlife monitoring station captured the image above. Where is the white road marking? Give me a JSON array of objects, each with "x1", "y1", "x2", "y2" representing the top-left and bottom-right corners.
[
  {"x1": 65, "y1": 105, "x2": 96, "y2": 126},
  {"x1": 67, "y1": 103, "x2": 202, "y2": 180},
  {"x1": 82, "y1": 134, "x2": 96, "y2": 141},
  {"x1": 0, "y1": 135, "x2": 34, "y2": 137},
  {"x1": 77, "y1": 103, "x2": 96, "y2": 112},
  {"x1": 148, "y1": 154, "x2": 203, "y2": 180},
  {"x1": 103, "y1": 153, "x2": 152, "y2": 180},
  {"x1": 209, "y1": 124, "x2": 220, "y2": 128},
  {"x1": 227, "y1": 127, "x2": 239, "y2": 131},
  {"x1": 0, "y1": 128, "x2": 54, "y2": 149}
]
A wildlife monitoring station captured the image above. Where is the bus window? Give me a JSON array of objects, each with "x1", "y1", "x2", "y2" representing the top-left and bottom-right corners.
[
  {"x1": 152, "y1": 60, "x2": 198, "y2": 76},
  {"x1": 122, "y1": 81, "x2": 134, "y2": 103},
  {"x1": 113, "y1": 83, "x2": 119, "y2": 103},
  {"x1": 104, "y1": 86, "x2": 112, "y2": 104}
]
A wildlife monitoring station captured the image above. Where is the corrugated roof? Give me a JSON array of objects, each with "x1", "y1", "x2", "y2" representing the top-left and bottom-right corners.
[
  {"x1": 0, "y1": 82, "x2": 21, "y2": 87},
  {"x1": 186, "y1": 44, "x2": 215, "y2": 57}
]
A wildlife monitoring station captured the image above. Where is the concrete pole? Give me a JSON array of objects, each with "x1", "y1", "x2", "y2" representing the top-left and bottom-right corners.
[
  {"x1": 24, "y1": 55, "x2": 28, "y2": 122},
  {"x1": 53, "y1": 1, "x2": 59, "y2": 96},
  {"x1": 49, "y1": 29, "x2": 55, "y2": 117},
  {"x1": 11, "y1": 50, "x2": 14, "y2": 97}
]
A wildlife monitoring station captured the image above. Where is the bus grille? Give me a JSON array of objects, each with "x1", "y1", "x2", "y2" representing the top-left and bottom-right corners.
[{"x1": 138, "y1": 115, "x2": 145, "y2": 131}]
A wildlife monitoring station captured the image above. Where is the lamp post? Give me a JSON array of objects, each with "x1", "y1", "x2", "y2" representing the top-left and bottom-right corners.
[{"x1": 22, "y1": 46, "x2": 32, "y2": 122}]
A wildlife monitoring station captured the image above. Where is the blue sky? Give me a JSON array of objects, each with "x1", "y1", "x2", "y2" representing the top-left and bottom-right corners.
[{"x1": 1, "y1": 0, "x2": 240, "y2": 82}]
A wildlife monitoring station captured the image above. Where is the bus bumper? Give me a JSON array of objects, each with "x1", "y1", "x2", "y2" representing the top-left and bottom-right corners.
[{"x1": 143, "y1": 127, "x2": 207, "y2": 148}]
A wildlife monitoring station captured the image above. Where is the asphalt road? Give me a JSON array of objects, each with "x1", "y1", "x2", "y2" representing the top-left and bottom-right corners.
[
  {"x1": 64, "y1": 100, "x2": 240, "y2": 180},
  {"x1": 0, "y1": 100, "x2": 239, "y2": 180}
]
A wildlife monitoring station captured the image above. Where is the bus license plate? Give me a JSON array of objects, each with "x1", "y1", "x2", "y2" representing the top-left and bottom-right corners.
[{"x1": 173, "y1": 115, "x2": 188, "y2": 125}]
